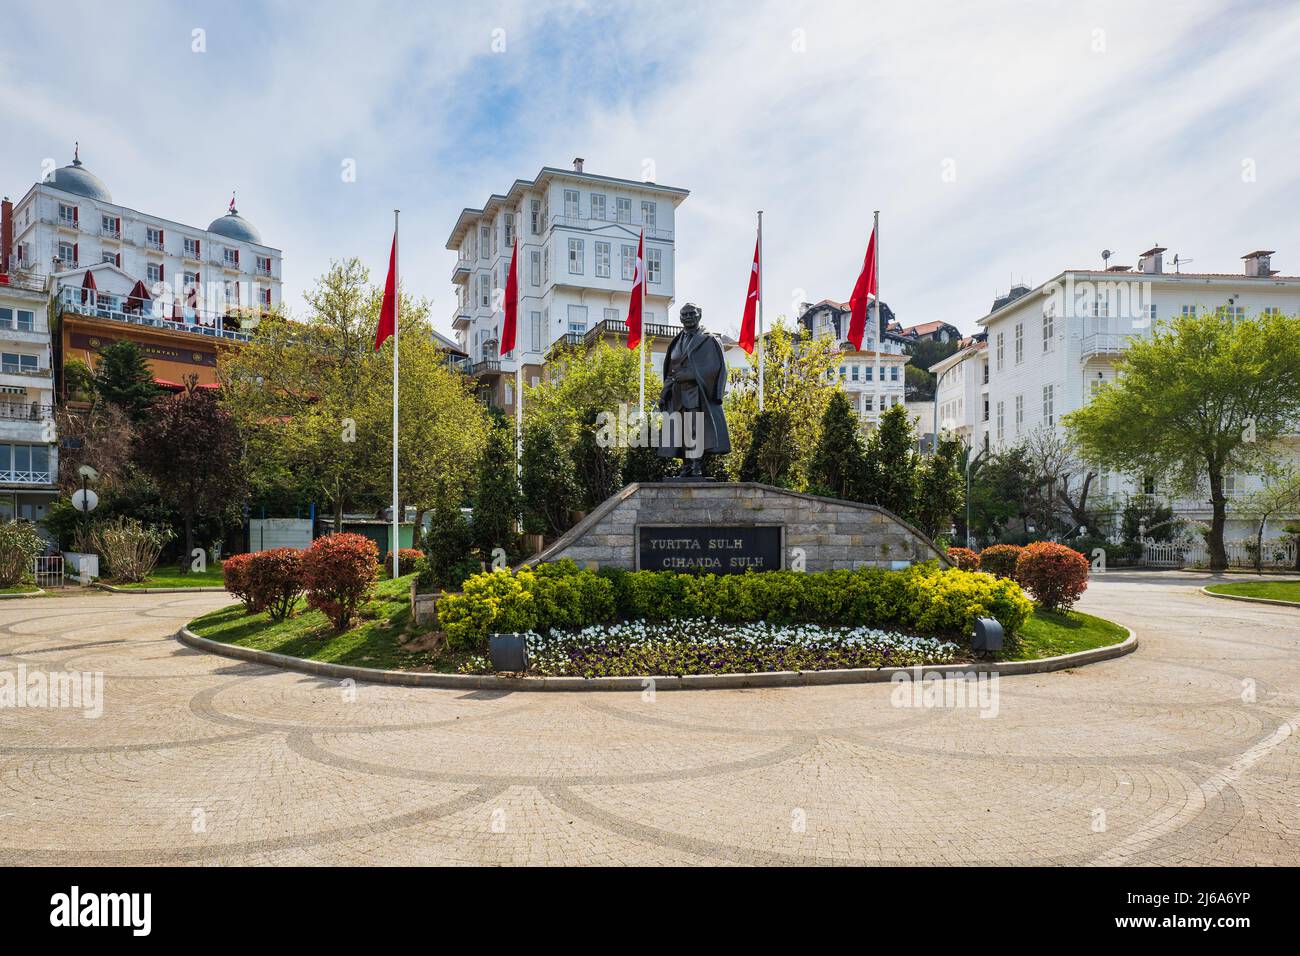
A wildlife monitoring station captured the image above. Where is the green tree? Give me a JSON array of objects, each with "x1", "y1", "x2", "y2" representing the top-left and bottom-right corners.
[
  {"x1": 862, "y1": 403, "x2": 918, "y2": 519},
  {"x1": 521, "y1": 420, "x2": 576, "y2": 538},
  {"x1": 1067, "y1": 310, "x2": 1300, "y2": 570},
  {"x1": 93, "y1": 340, "x2": 161, "y2": 421},
  {"x1": 1120, "y1": 496, "x2": 1175, "y2": 543},
  {"x1": 806, "y1": 395, "x2": 865, "y2": 498},
  {"x1": 903, "y1": 338, "x2": 960, "y2": 401},
  {"x1": 1238, "y1": 466, "x2": 1300, "y2": 573},
  {"x1": 965, "y1": 444, "x2": 1034, "y2": 543},
  {"x1": 622, "y1": 444, "x2": 672, "y2": 485},
  {"x1": 738, "y1": 409, "x2": 797, "y2": 486},
  {"x1": 472, "y1": 411, "x2": 521, "y2": 557},
  {"x1": 914, "y1": 433, "x2": 965, "y2": 539},
  {"x1": 572, "y1": 408, "x2": 622, "y2": 509}
]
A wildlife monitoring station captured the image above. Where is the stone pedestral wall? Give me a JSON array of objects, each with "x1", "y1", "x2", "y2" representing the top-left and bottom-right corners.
[{"x1": 524, "y1": 482, "x2": 950, "y2": 572}]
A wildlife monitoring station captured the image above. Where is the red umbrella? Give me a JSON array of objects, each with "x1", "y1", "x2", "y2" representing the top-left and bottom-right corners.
[
  {"x1": 124, "y1": 279, "x2": 151, "y2": 314},
  {"x1": 80, "y1": 268, "x2": 97, "y2": 306}
]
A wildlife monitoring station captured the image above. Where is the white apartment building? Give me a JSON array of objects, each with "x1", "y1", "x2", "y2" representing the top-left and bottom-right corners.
[
  {"x1": 444, "y1": 159, "x2": 688, "y2": 411},
  {"x1": 0, "y1": 273, "x2": 57, "y2": 523},
  {"x1": 796, "y1": 300, "x2": 909, "y2": 431},
  {"x1": 942, "y1": 246, "x2": 1300, "y2": 537},
  {"x1": 6, "y1": 148, "x2": 282, "y2": 320}
]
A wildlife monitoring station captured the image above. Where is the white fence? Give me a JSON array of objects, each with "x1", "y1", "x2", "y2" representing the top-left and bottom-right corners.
[
  {"x1": 33, "y1": 555, "x2": 64, "y2": 589},
  {"x1": 1144, "y1": 540, "x2": 1297, "y2": 569},
  {"x1": 249, "y1": 518, "x2": 314, "y2": 552}
]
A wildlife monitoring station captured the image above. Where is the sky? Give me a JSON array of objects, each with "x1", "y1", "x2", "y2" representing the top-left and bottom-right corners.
[{"x1": 3, "y1": 0, "x2": 1298, "y2": 339}]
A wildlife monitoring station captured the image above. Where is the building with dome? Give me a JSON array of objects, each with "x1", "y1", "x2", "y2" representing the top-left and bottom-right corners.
[{"x1": 1, "y1": 146, "x2": 282, "y2": 392}]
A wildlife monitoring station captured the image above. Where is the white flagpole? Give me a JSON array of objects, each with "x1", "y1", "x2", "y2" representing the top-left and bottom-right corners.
[
  {"x1": 391, "y1": 209, "x2": 400, "y2": 579},
  {"x1": 872, "y1": 209, "x2": 880, "y2": 431},
  {"x1": 757, "y1": 210, "x2": 765, "y2": 413},
  {"x1": 638, "y1": 228, "x2": 646, "y2": 420}
]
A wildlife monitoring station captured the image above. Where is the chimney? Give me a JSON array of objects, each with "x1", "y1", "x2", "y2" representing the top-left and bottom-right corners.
[
  {"x1": 572, "y1": 157, "x2": 585, "y2": 173},
  {"x1": 1138, "y1": 245, "x2": 1166, "y2": 274},
  {"x1": 1, "y1": 197, "x2": 11, "y2": 275},
  {"x1": 1242, "y1": 250, "x2": 1276, "y2": 277}
]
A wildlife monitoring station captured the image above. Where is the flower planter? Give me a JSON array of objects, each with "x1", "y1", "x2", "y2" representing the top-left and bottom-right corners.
[{"x1": 488, "y1": 632, "x2": 529, "y2": 673}]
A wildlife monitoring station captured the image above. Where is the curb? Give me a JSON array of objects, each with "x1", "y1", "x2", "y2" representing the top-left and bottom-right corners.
[
  {"x1": 175, "y1": 625, "x2": 1138, "y2": 693},
  {"x1": 95, "y1": 583, "x2": 227, "y2": 594},
  {"x1": 1201, "y1": 586, "x2": 1300, "y2": 609},
  {"x1": 0, "y1": 588, "x2": 45, "y2": 599}
]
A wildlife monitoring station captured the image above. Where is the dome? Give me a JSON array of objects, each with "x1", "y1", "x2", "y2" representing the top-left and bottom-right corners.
[
  {"x1": 46, "y1": 155, "x2": 112, "y2": 203},
  {"x1": 207, "y1": 205, "x2": 262, "y2": 244}
]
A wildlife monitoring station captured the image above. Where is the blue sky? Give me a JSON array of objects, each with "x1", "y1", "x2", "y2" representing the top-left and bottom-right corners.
[{"x1": 3, "y1": 0, "x2": 1298, "y2": 338}]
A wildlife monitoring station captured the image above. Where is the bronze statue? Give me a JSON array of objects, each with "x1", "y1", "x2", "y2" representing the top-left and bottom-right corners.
[{"x1": 657, "y1": 303, "x2": 731, "y2": 478}]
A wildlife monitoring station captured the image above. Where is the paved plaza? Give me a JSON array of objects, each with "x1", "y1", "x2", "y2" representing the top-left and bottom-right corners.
[{"x1": 1, "y1": 571, "x2": 1296, "y2": 865}]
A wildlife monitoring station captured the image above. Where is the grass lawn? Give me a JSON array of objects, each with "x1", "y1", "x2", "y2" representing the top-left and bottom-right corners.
[
  {"x1": 187, "y1": 574, "x2": 461, "y2": 672},
  {"x1": 1003, "y1": 608, "x2": 1130, "y2": 661},
  {"x1": 110, "y1": 565, "x2": 227, "y2": 589},
  {"x1": 0, "y1": 584, "x2": 42, "y2": 594},
  {"x1": 1205, "y1": 580, "x2": 1300, "y2": 605}
]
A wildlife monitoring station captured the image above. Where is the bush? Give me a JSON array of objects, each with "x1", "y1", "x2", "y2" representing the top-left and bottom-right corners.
[
  {"x1": 301, "y1": 533, "x2": 378, "y2": 632},
  {"x1": 222, "y1": 553, "x2": 258, "y2": 612},
  {"x1": 1015, "y1": 541, "x2": 1089, "y2": 611},
  {"x1": 383, "y1": 548, "x2": 424, "y2": 577},
  {"x1": 438, "y1": 560, "x2": 1033, "y2": 652},
  {"x1": 419, "y1": 503, "x2": 475, "y2": 591},
  {"x1": 245, "y1": 548, "x2": 304, "y2": 621},
  {"x1": 946, "y1": 547, "x2": 980, "y2": 571},
  {"x1": 978, "y1": 544, "x2": 1023, "y2": 579},
  {"x1": 95, "y1": 517, "x2": 170, "y2": 582},
  {"x1": 0, "y1": 521, "x2": 45, "y2": 587}
]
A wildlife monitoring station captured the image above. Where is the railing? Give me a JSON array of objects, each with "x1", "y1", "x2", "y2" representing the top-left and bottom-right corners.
[
  {"x1": 0, "y1": 403, "x2": 54, "y2": 420},
  {"x1": 471, "y1": 358, "x2": 501, "y2": 376},
  {"x1": 1144, "y1": 540, "x2": 1296, "y2": 569},
  {"x1": 58, "y1": 287, "x2": 253, "y2": 342},
  {"x1": 584, "y1": 318, "x2": 676, "y2": 344},
  {"x1": 0, "y1": 272, "x2": 48, "y2": 294},
  {"x1": 548, "y1": 215, "x2": 674, "y2": 241},
  {"x1": 0, "y1": 364, "x2": 48, "y2": 378},
  {"x1": 0, "y1": 470, "x2": 52, "y2": 485},
  {"x1": 33, "y1": 555, "x2": 64, "y2": 589},
  {"x1": 99, "y1": 225, "x2": 121, "y2": 239},
  {"x1": 145, "y1": 238, "x2": 164, "y2": 251},
  {"x1": 57, "y1": 214, "x2": 79, "y2": 230}
]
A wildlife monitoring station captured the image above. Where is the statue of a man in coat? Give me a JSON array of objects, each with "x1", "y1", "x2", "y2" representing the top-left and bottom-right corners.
[{"x1": 657, "y1": 303, "x2": 731, "y2": 478}]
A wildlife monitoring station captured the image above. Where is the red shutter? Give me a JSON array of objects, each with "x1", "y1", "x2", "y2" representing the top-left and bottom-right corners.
[
  {"x1": 159, "y1": 263, "x2": 165, "y2": 281},
  {"x1": 196, "y1": 239, "x2": 200, "y2": 257},
  {"x1": 73, "y1": 242, "x2": 78, "y2": 264},
  {"x1": 115, "y1": 217, "x2": 121, "y2": 232},
  {"x1": 159, "y1": 229, "x2": 164, "y2": 247},
  {"x1": 72, "y1": 207, "x2": 79, "y2": 223},
  {"x1": 115, "y1": 253, "x2": 121, "y2": 268}
]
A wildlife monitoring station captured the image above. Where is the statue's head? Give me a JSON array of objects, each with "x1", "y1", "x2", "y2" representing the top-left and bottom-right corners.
[{"x1": 679, "y1": 303, "x2": 702, "y2": 331}]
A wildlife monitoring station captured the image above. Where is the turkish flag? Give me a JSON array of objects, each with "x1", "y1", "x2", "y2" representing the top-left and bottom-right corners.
[
  {"x1": 374, "y1": 232, "x2": 397, "y2": 350},
  {"x1": 739, "y1": 234, "x2": 760, "y2": 354},
  {"x1": 847, "y1": 226, "x2": 877, "y2": 351},
  {"x1": 499, "y1": 236, "x2": 519, "y2": 357},
  {"x1": 626, "y1": 229, "x2": 645, "y2": 350}
]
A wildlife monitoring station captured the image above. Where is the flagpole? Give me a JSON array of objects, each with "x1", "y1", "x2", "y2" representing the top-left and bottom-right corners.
[
  {"x1": 638, "y1": 228, "x2": 646, "y2": 420},
  {"x1": 757, "y1": 210, "x2": 764, "y2": 413},
  {"x1": 872, "y1": 209, "x2": 880, "y2": 432},
  {"x1": 391, "y1": 209, "x2": 400, "y2": 580}
]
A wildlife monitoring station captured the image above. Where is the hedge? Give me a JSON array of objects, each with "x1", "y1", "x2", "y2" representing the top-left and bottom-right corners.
[
  {"x1": 302, "y1": 533, "x2": 379, "y2": 632},
  {"x1": 978, "y1": 544, "x2": 1022, "y2": 579},
  {"x1": 1016, "y1": 541, "x2": 1089, "y2": 611},
  {"x1": 437, "y1": 559, "x2": 1033, "y2": 652},
  {"x1": 946, "y1": 547, "x2": 980, "y2": 571}
]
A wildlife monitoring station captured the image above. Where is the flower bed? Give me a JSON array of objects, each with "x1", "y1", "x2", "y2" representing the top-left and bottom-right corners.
[{"x1": 458, "y1": 619, "x2": 961, "y2": 677}]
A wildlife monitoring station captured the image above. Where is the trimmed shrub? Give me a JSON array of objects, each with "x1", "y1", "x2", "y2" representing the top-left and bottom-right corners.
[
  {"x1": 946, "y1": 547, "x2": 980, "y2": 571},
  {"x1": 383, "y1": 548, "x2": 424, "y2": 577},
  {"x1": 95, "y1": 517, "x2": 170, "y2": 583},
  {"x1": 438, "y1": 560, "x2": 1033, "y2": 653},
  {"x1": 978, "y1": 544, "x2": 1023, "y2": 579},
  {"x1": 222, "y1": 552, "x2": 258, "y2": 612},
  {"x1": 0, "y1": 520, "x2": 44, "y2": 587},
  {"x1": 245, "y1": 548, "x2": 304, "y2": 621},
  {"x1": 302, "y1": 533, "x2": 379, "y2": 632},
  {"x1": 1015, "y1": 541, "x2": 1089, "y2": 611}
]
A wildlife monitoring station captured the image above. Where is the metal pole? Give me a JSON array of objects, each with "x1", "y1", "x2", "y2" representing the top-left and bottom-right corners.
[
  {"x1": 757, "y1": 210, "x2": 764, "y2": 413},
  {"x1": 638, "y1": 228, "x2": 646, "y2": 421},
  {"x1": 872, "y1": 209, "x2": 880, "y2": 430},
  {"x1": 391, "y1": 209, "x2": 400, "y2": 578}
]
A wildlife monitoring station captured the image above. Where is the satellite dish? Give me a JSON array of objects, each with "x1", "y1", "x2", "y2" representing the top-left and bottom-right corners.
[
  {"x1": 77, "y1": 464, "x2": 99, "y2": 482},
  {"x1": 72, "y1": 489, "x2": 99, "y2": 513},
  {"x1": 1101, "y1": 249, "x2": 1112, "y2": 267}
]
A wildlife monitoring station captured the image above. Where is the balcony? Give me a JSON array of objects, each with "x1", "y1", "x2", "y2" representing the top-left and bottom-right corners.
[
  {"x1": 451, "y1": 305, "x2": 471, "y2": 330},
  {"x1": 549, "y1": 215, "x2": 674, "y2": 241},
  {"x1": 1080, "y1": 332, "x2": 1137, "y2": 361},
  {"x1": 0, "y1": 272, "x2": 48, "y2": 294},
  {"x1": 470, "y1": 358, "x2": 501, "y2": 377},
  {"x1": 58, "y1": 287, "x2": 253, "y2": 342},
  {"x1": 451, "y1": 258, "x2": 471, "y2": 284},
  {"x1": 0, "y1": 403, "x2": 55, "y2": 421},
  {"x1": 0, "y1": 469, "x2": 52, "y2": 486},
  {"x1": 99, "y1": 225, "x2": 121, "y2": 240}
]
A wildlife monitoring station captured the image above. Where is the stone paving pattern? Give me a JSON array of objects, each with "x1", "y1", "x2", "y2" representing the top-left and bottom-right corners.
[{"x1": 1, "y1": 570, "x2": 1297, "y2": 865}]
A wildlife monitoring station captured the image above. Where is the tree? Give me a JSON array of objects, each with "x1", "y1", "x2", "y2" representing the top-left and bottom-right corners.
[
  {"x1": 965, "y1": 444, "x2": 1034, "y2": 543},
  {"x1": 1067, "y1": 310, "x2": 1300, "y2": 570},
  {"x1": 1121, "y1": 496, "x2": 1175, "y2": 543},
  {"x1": 1239, "y1": 466, "x2": 1300, "y2": 573},
  {"x1": 572, "y1": 408, "x2": 621, "y2": 509},
  {"x1": 903, "y1": 338, "x2": 960, "y2": 401},
  {"x1": 472, "y1": 411, "x2": 522, "y2": 557},
  {"x1": 135, "y1": 386, "x2": 246, "y2": 572},
  {"x1": 724, "y1": 318, "x2": 839, "y2": 489},
  {"x1": 739, "y1": 409, "x2": 797, "y2": 487},
  {"x1": 54, "y1": 402, "x2": 135, "y2": 495},
  {"x1": 622, "y1": 444, "x2": 672, "y2": 485},
  {"x1": 93, "y1": 340, "x2": 161, "y2": 421},
  {"x1": 914, "y1": 433, "x2": 964, "y2": 539},
  {"x1": 807, "y1": 395, "x2": 866, "y2": 498},
  {"x1": 521, "y1": 420, "x2": 576, "y2": 538},
  {"x1": 1022, "y1": 425, "x2": 1099, "y2": 537},
  {"x1": 862, "y1": 403, "x2": 918, "y2": 520}
]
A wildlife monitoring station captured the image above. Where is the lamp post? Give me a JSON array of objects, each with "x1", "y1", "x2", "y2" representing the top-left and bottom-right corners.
[{"x1": 965, "y1": 447, "x2": 988, "y2": 550}]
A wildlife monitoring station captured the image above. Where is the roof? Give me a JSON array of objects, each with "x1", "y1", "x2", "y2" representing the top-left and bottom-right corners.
[
  {"x1": 45, "y1": 156, "x2": 112, "y2": 203},
  {"x1": 898, "y1": 320, "x2": 956, "y2": 337},
  {"x1": 207, "y1": 207, "x2": 262, "y2": 244}
]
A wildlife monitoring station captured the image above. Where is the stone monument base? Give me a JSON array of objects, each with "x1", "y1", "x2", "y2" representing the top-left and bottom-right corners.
[{"x1": 524, "y1": 482, "x2": 950, "y2": 574}]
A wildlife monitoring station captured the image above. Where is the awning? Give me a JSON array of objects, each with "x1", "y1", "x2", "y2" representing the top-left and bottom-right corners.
[{"x1": 124, "y1": 279, "x2": 151, "y2": 314}]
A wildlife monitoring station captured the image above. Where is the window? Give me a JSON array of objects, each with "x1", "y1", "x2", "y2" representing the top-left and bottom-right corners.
[
  {"x1": 1226, "y1": 305, "x2": 1245, "y2": 320},
  {"x1": 261, "y1": 287, "x2": 272, "y2": 307},
  {"x1": 147, "y1": 226, "x2": 164, "y2": 250},
  {"x1": 100, "y1": 214, "x2": 118, "y2": 237},
  {"x1": 864, "y1": 366, "x2": 873, "y2": 382},
  {"x1": 1014, "y1": 394, "x2": 1024, "y2": 433},
  {"x1": 1042, "y1": 384, "x2": 1054, "y2": 426},
  {"x1": 15, "y1": 310, "x2": 33, "y2": 332},
  {"x1": 641, "y1": 200, "x2": 657, "y2": 228},
  {"x1": 996, "y1": 401, "x2": 1004, "y2": 442},
  {"x1": 1262, "y1": 306, "x2": 1281, "y2": 316},
  {"x1": 147, "y1": 262, "x2": 164, "y2": 284},
  {"x1": 101, "y1": 252, "x2": 117, "y2": 265},
  {"x1": 568, "y1": 238, "x2": 584, "y2": 274},
  {"x1": 0, "y1": 443, "x2": 50, "y2": 481},
  {"x1": 530, "y1": 311, "x2": 541, "y2": 352},
  {"x1": 1042, "y1": 312, "x2": 1053, "y2": 351},
  {"x1": 479, "y1": 274, "x2": 490, "y2": 308},
  {"x1": 223, "y1": 247, "x2": 239, "y2": 267},
  {"x1": 995, "y1": 332, "x2": 1004, "y2": 370},
  {"x1": 890, "y1": 365, "x2": 899, "y2": 382},
  {"x1": 504, "y1": 213, "x2": 514, "y2": 246},
  {"x1": 58, "y1": 203, "x2": 78, "y2": 227},
  {"x1": 1181, "y1": 304, "x2": 1197, "y2": 318},
  {"x1": 850, "y1": 365, "x2": 860, "y2": 382},
  {"x1": 530, "y1": 250, "x2": 541, "y2": 287},
  {"x1": 1014, "y1": 323, "x2": 1023, "y2": 364},
  {"x1": 646, "y1": 247, "x2": 662, "y2": 284},
  {"x1": 603, "y1": 307, "x2": 619, "y2": 321},
  {"x1": 530, "y1": 199, "x2": 542, "y2": 235},
  {"x1": 256, "y1": 255, "x2": 272, "y2": 276},
  {"x1": 567, "y1": 304, "x2": 588, "y2": 334},
  {"x1": 184, "y1": 237, "x2": 201, "y2": 258},
  {"x1": 590, "y1": 194, "x2": 606, "y2": 220},
  {"x1": 621, "y1": 244, "x2": 636, "y2": 280},
  {"x1": 1142, "y1": 475, "x2": 1156, "y2": 496},
  {"x1": 1142, "y1": 304, "x2": 1157, "y2": 324},
  {"x1": 564, "y1": 189, "x2": 580, "y2": 218},
  {"x1": 615, "y1": 197, "x2": 632, "y2": 223},
  {"x1": 479, "y1": 226, "x2": 490, "y2": 259},
  {"x1": 543, "y1": 246, "x2": 550, "y2": 283},
  {"x1": 0, "y1": 353, "x2": 38, "y2": 374},
  {"x1": 58, "y1": 241, "x2": 76, "y2": 265},
  {"x1": 595, "y1": 241, "x2": 611, "y2": 278},
  {"x1": 1092, "y1": 294, "x2": 1108, "y2": 318}
]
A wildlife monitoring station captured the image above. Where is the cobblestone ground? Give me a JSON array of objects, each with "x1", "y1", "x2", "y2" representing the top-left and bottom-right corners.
[{"x1": 1, "y1": 571, "x2": 1296, "y2": 865}]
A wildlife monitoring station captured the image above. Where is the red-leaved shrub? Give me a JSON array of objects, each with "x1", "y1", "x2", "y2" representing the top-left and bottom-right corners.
[
  {"x1": 1015, "y1": 541, "x2": 1089, "y2": 611},
  {"x1": 222, "y1": 553, "x2": 258, "y2": 612},
  {"x1": 246, "y1": 548, "x2": 305, "y2": 621},
  {"x1": 946, "y1": 547, "x2": 980, "y2": 571},
  {"x1": 302, "y1": 533, "x2": 379, "y2": 632},
  {"x1": 978, "y1": 544, "x2": 1024, "y2": 579},
  {"x1": 383, "y1": 548, "x2": 425, "y2": 577}
]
